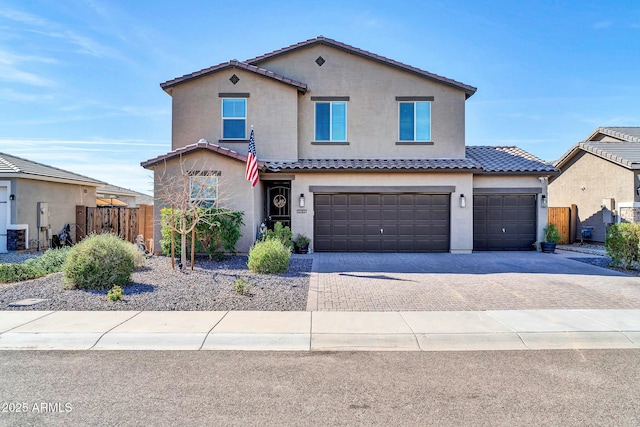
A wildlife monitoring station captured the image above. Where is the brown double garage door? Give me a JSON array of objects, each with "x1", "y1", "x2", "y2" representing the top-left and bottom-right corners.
[{"x1": 314, "y1": 193, "x2": 450, "y2": 252}]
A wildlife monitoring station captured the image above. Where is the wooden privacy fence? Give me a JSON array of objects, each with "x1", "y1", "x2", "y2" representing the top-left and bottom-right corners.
[
  {"x1": 548, "y1": 206, "x2": 571, "y2": 244},
  {"x1": 76, "y1": 205, "x2": 142, "y2": 243}
]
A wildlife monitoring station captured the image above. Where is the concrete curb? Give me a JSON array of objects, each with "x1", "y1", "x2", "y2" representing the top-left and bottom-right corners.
[{"x1": 1, "y1": 309, "x2": 639, "y2": 352}]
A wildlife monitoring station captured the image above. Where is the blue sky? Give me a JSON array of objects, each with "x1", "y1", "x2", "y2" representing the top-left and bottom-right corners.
[{"x1": 1, "y1": 0, "x2": 639, "y2": 195}]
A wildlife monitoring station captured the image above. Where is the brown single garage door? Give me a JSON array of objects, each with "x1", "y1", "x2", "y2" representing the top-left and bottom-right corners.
[
  {"x1": 314, "y1": 193, "x2": 450, "y2": 252},
  {"x1": 473, "y1": 194, "x2": 537, "y2": 251}
]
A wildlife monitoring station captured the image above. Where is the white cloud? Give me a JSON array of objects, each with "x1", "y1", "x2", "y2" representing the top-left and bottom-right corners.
[
  {"x1": 0, "y1": 89, "x2": 55, "y2": 102},
  {"x1": 0, "y1": 64, "x2": 55, "y2": 86},
  {"x1": 0, "y1": 8, "x2": 51, "y2": 27}
]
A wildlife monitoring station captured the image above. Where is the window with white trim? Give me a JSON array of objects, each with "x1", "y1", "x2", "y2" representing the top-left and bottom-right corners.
[
  {"x1": 189, "y1": 172, "x2": 219, "y2": 207},
  {"x1": 399, "y1": 101, "x2": 431, "y2": 141},
  {"x1": 315, "y1": 101, "x2": 347, "y2": 141},
  {"x1": 222, "y1": 98, "x2": 246, "y2": 139}
]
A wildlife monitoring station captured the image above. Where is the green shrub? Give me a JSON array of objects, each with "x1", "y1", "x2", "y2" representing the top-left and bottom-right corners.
[
  {"x1": 128, "y1": 243, "x2": 146, "y2": 270},
  {"x1": 0, "y1": 248, "x2": 71, "y2": 283},
  {"x1": 160, "y1": 207, "x2": 244, "y2": 259},
  {"x1": 107, "y1": 285, "x2": 124, "y2": 301},
  {"x1": 247, "y1": 239, "x2": 291, "y2": 274},
  {"x1": 63, "y1": 233, "x2": 135, "y2": 290},
  {"x1": 544, "y1": 224, "x2": 562, "y2": 243},
  {"x1": 606, "y1": 223, "x2": 640, "y2": 269},
  {"x1": 0, "y1": 262, "x2": 39, "y2": 283},
  {"x1": 232, "y1": 277, "x2": 252, "y2": 295},
  {"x1": 264, "y1": 222, "x2": 293, "y2": 250}
]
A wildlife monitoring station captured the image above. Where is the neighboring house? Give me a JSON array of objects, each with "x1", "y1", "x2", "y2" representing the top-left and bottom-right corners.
[
  {"x1": 0, "y1": 152, "x2": 104, "y2": 253},
  {"x1": 142, "y1": 36, "x2": 557, "y2": 254},
  {"x1": 549, "y1": 127, "x2": 640, "y2": 242},
  {"x1": 96, "y1": 183, "x2": 154, "y2": 207}
]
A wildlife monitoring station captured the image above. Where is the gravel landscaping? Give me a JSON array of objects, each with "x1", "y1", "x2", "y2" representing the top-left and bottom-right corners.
[{"x1": 0, "y1": 254, "x2": 313, "y2": 311}]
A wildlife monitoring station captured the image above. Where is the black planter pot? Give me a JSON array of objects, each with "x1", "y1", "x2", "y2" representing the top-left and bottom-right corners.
[
  {"x1": 294, "y1": 244, "x2": 309, "y2": 254},
  {"x1": 540, "y1": 242, "x2": 557, "y2": 253}
]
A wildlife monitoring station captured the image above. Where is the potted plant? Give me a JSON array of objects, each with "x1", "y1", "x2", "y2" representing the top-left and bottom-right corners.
[
  {"x1": 541, "y1": 224, "x2": 562, "y2": 253},
  {"x1": 292, "y1": 233, "x2": 310, "y2": 254}
]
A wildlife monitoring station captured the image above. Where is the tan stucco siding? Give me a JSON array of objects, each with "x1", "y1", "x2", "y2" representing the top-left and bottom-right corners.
[
  {"x1": 473, "y1": 175, "x2": 548, "y2": 245},
  {"x1": 256, "y1": 45, "x2": 467, "y2": 160},
  {"x1": 150, "y1": 152, "x2": 263, "y2": 255},
  {"x1": 549, "y1": 151, "x2": 633, "y2": 242},
  {"x1": 170, "y1": 69, "x2": 299, "y2": 161},
  {"x1": 14, "y1": 178, "x2": 96, "y2": 247},
  {"x1": 290, "y1": 172, "x2": 474, "y2": 253}
]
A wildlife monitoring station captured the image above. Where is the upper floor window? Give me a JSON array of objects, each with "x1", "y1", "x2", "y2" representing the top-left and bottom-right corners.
[
  {"x1": 399, "y1": 101, "x2": 431, "y2": 142},
  {"x1": 222, "y1": 98, "x2": 246, "y2": 139},
  {"x1": 315, "y1": 101, "x2": 347, "y2": 142}
]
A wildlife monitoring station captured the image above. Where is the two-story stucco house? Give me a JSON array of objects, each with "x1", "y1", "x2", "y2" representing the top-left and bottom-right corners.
[
  {"x1": 142, "y1": 37, "x2": 557, "y2": 254},
  {"x1": 549, "y1": 127, "x2": 640, "y2": 242}
]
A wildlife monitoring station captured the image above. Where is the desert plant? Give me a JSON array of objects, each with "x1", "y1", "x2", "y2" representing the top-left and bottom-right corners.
[
  {"x1": 107, "y1": 285, "x2": 124, "y2": 301},
  {"x1": 263, "y1": 221, "x2": 293, "y2": 250},
  {"x1": 62, "y1": 233, "x2": 135, "y2": 290},
  {"x1": 606, "y1": 223, "x2": 640, "y2": 269},
  {"x1": 544, "y1": 224, "x2": 562, "y2": 243},
  {"x1": 232, "y1": 277, "x2": 252, "y2": 295},
  {"x1": 0, "y1": 248, "x2": 71, "y2": 283},
  {"x1": 247, "y1": 238, "x2": 291, "y2": 274},
  {"x1": 128, "y1": 243, "x2": 146, "y2": 270}
]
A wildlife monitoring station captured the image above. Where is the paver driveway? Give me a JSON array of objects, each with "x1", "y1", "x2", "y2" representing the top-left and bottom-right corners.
[{"x1": 307, "y1": 251, "x2": 640, "y2": 311}]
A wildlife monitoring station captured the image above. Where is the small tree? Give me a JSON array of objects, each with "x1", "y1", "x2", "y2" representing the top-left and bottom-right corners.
[{"x1": 155, "y1": 156, "x2": 238, "y2": 269}]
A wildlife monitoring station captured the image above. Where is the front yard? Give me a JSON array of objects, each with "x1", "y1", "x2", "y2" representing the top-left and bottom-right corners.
[{"x1": 0, "y1": 255, "x2": 312, "y2": 311}]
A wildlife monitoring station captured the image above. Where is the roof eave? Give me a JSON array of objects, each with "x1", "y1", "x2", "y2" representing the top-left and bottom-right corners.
[
  {"x1": 246, "y1": 36, "x2": 477, "y2": 99},
  {"x1": 474, "y1": 170, "x2": 559, "y2": 177},
  {"x1": 160, "y1": 61, "x2": 308, "y2": 94},
  {"x1": 0, "y1": 173, "x2": 105, "y2": 187}
]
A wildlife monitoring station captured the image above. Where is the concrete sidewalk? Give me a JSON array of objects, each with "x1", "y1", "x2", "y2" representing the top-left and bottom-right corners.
[{"x1": 1, "y1": 309, "x2": 639, "y2": 351}]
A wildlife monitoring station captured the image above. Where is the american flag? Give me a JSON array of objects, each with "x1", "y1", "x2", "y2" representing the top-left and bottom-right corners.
[{"x1": 245, "y1": 129, "x2": 259, "y2": 187}]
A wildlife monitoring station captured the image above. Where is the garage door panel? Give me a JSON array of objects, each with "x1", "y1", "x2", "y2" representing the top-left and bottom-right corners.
[
  {"x1": 315, "y1": 194, "x2": 332, "y2": 206},
  {"x1": 332, "y1": 224, "x2": 348, "y2": 236},
  {"x1": 382, "y1": 209, "x2": 397, "y2": 221},
  {"x1": 331, "y1": 239, "x2": 349, "y2": 251},
  {"x1": 333, "y1": 210, "x2": 348, "y2": 221},
  {"x1": 349, "y1": 224, "x2": 364, "y2": 235},
  {"x1": 349, "y1": 194, "x2": 364, "y2": 205},
  {"x1": 349, "y1": 210, "x2": 364, "y2": 221}
]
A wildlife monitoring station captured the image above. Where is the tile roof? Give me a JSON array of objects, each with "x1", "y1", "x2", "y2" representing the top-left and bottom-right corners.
[
  {"x1": 556, "y1": 142, "x2": 640, "y2": 170},
  {"x1": 141, "y1": 139, "x2": 265, "y2": 169},
  {"x1": 97, "y1": 183, "x2": 141, "y2": 197},
  {"x1": 0, "y1": 152, "x2": 104, "y2": 185},
  {"x1": 588, "y1": 127, "x2": 640, "y2": 142},
  {"x1": 143, "y1": 142, "x2": 556, "y2": 175},
  {"x1": 465, "y1": 146, "x2": 558, "y2": 174},
  {"x1": 265, "y1": 158, "x2": 481, "y2": 172},
  {"x1": 160, "y1": 60, "x2": 308, "y2": 93},
  {"x1": 246, "y1": 36, "x2": 477, "y2": 99}
]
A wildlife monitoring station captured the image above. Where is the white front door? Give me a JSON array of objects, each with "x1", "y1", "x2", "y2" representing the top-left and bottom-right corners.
[{"x1": 0, "y1": 187, "x2": 7, "y2": 253}]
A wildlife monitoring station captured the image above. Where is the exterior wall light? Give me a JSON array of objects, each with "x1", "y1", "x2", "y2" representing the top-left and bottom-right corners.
[
  {"x1": 299, "y1": 193, "x2": 305, "y2": 208},
  {"x1": 541, "y1": 195, "x2": 548, "y2": 208},
  {"x1": 9, "y1": 194, "x2": 15, "y2": 201},
  {"x1": 459, "y1": 194, "x2": 466, "y2": 208}
]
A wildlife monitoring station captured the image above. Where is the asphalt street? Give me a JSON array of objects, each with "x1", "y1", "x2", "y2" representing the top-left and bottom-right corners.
[{"x1": 0, "y1": 350, "x2": 639, "y2": 426}]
